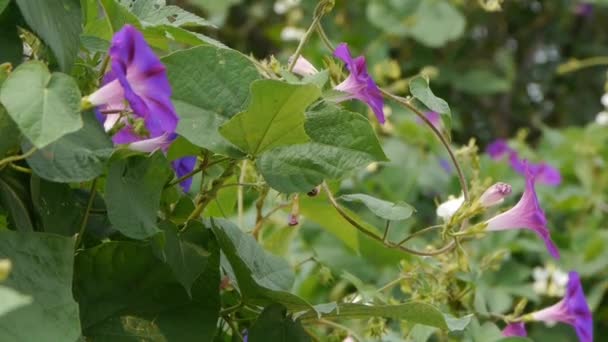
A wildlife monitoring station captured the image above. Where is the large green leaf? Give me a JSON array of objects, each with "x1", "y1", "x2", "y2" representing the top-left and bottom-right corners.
[
  {"x1": 74, "y1": 230, "x2": 220, "y2": 341},
  {"x1": 258, "y1": 106, "x2": 388, "y2": 193},
  {"x1": 30, "y1": 176, "x2": 81, "y2": 236},
  {"x1": 297, "y1": 302, "x2": 471, "y2": 331},
  {"x1": 366, "y1": 0, "x2": 465, "y2": 48},
  {"x1": 160, "y1": 221, "x2": 211, "y2": 296},
  {"x1": 220, "y1": 80, "x2": 320, "y2": 156},
  {"x1": 0, "y1": 62, "x2": 83, "y2": 148},
  {"x1": 162, "y1": 45, "x2": 260, "y2": 156},
  {"x1": 15, "y1": 0, "x2": 82, "y2": 71},
  {"x1": 119, "y1": 0, "x2": 213, "y2": 28},
  {"x1": 105, "y1": 152, "x2": 173, "y2": 239},
  {"x1": 208, "y1": 218, "x2": 313, "y2": 310},
  {"x1": 23, "y1": 112, "x2": 113, "y2": 182},
  {"x1": 249, "y1": 303, "x2": 310, "y2": 342},
  {"x1": 0, "y1": 231, "x2": 81, "y2": 341}
]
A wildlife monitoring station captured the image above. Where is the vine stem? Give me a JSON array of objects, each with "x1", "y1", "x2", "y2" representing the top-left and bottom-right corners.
[
  {"x1": 380, "y1": 90, "x2": 470, "y2": 202},
  {"x1": 237, "y1": 160, "x2": 247, "y2": 228},
  {"x1": 221, "y1": 315, "x2": 243, "y2": 341},
  {"x1": 251, "y1": 202, "x2": 291, "y2": 238},
  {"x1": 287, "y1": 16, "x2": 322, "y2": 72},
  {"x1": 0, "y1": 147, "x2": 36, "y2": 168},
  {"x1": 321, "y1": 183, "x2": 455, "y2": 256},
  {"x1": 75, "y1": 178, "x2": 98, "y2": 250},
  {"x1": 164, "y1": 156, "x2": 230, "y2": 188},
  {"x1": 186, "y1": 162, "x2": 236, "y2": 222}
]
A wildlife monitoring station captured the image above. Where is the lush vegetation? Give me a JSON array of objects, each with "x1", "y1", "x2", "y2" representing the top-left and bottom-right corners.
[{"x1": 0, "y1": 0, "x2": 606, "y2": 341}]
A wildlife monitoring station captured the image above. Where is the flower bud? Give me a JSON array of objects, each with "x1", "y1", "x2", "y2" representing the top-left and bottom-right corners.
[
  {"x1": 0, "y1": 259, "x2": 12, "y2": 281},
  {"x1": 480, "y1": 182, "x2": 512, "y2": 207},
  {"x1": 287, "y1": 214, "x2": 299, "y2": 226}
]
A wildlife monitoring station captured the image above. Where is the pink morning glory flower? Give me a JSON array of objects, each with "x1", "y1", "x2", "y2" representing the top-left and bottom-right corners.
[
  {"x1": 502, "y1": 322, "x2": 527, "y2": 337},
  {"x1": 290, "y1": 56, "x2": 319, "y2": 76},
  {"x1": 86, "y1": 25, "x2": 194, "y2": 192},
  {"x1": 484, "y1": 161, "x2": 560, "y2": 259},
  {"x1": 333, "y1": 43, "x2": 385, "y2": 124},
  {"x1": 479, "y1": 182, "x2": 512, "y2": 207},
  {"x1": 528, "y1": 271, "x2": 593, "y2": 342}
]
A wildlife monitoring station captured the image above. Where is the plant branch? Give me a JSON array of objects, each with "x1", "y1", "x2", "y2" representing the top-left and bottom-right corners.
[
  {"x1": 75, "y1": 178, "x2": 98, "y2": 250},
  {"x1": 322, "y1": 183, "x2": 455, "y2": 256},
  {"x1": 186, "y1": 162, "x2": 236, "y2": 222},
  {"x1": 165, "y1": 156, "x2": 230, "y2": 188},
  {"x1": 381, "y1": 90, "x2": 469, "y2": 202},
  {"x1": 0, "y1": 147, "x2": 36, "y2": 168}
]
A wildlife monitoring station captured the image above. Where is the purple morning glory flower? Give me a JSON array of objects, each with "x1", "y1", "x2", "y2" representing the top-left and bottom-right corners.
[
  {"x1": 529, "y1": 271, "x2": 593, "y2": 342},
  {"x1": 416, "y1": 111, "x2": 441, "y2": 129},
  {"x1": 171, "y1": 156, "x2": 197, "y2": 192},
  {"x1": 484, "y1": 161, "x2": 560, "y2": 259},
  {"x1": 333, "y1": 43, "x2": 385, "y2": 124},
  {"x1": 574, "y1": 3, "x2": 593, "y2": 17},
  {"x1": 502, "y1": 322, "x2": 527, "y2": 337},
  {"x1": 86, "y1": 25, "x2": 195, "y2": 192},
  {"x1": 485, "y1": 139, "x2": 561, "y2": 186},
  {"x1": 88, "y1": 25, "x2": 178, "y2": 144},
  {"x1": 486, "y1": 139, "x2": 511, "y2": 160}
]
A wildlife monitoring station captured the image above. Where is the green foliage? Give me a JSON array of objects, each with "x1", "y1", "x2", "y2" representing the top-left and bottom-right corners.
[
  {"x1": 0, "y1": 62, "x2": 83, "y2": 148},
  {"x1": 0, "y1": 0, "x2": 606, "y2": 340},
  {"x1": 0, "y1": 231, "x2": 81, "y2": 341},
  {"x1": 367, "y1": 0, "x2": 465, "y2": 47},
  {"x1": 162, "y1": 45, "x2": 260, "y2": 156},
  {"x1": 15, "y1": 0, "x2": 82, "y2": 71},
  {"x1": 220, "y1": 80, "x2": 320, "y2": 156},
  {"x1": 258, "y1": 106, "x2": 387, "y2": 193},
  {"x1": 249, "y1": 303, "x2": 310, "y2": 342},
  {"x1": 23, "y1": 112, "x2": 113, "y2": 182},
  {"x1": 105, "y1": 152, "x2": 173, "y2": 239}
]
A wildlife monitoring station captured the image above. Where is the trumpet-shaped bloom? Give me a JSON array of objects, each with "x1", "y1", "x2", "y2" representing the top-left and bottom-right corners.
[
  {"x1": 484, "y1": 162, "x2": 560, "y2": 259},
  {"x1": 88, "y1": 25, "x2": 178, "y2": 142},
  {"x1": 480, "y1": 182, "x2": 512, "y2": 207},
  {"x1": 88, "y1": 25, "x2": 195, "y2": 192},
  {"x1": 530, "y1": 271, "x2": 593, "y2": 342},
  {"x1": 333, "y1": 43, "x2": 385, "y2": 124},
  {"x1": 502, "y1": 322, "x2": 527, "y2": 337}
]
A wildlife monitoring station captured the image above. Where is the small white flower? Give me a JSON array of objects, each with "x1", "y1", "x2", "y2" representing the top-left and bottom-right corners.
[
  {"x1": 280, "y1": 27, "x2": 306, "y2": 41},
  {"x1": 274, "y1": 0, "x2": 301, "y2": 14},
  {"x1": 595, "y1": 111, "x2": 608, "y2": 125},
  {"x1": 436, "y1": 194, "x2": 464, "y2": 221}
]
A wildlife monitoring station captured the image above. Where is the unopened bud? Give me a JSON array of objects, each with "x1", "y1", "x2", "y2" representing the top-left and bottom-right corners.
[
  {"x1": 0, "y1": 259, "x2": 12, "y2": 281},
  {"x1": 289, "y1": 55, "x2": 319, "y2": 77},
  {"x1": 480, "y1": 182, "x2": 512, "y2": 207},
  {"x1": 288, "y1": 194, "x2": 300, "y2": 226}
]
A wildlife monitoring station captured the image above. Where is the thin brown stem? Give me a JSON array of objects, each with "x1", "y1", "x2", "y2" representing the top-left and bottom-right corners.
[
  {"x1": 186, "y1": 162, "x2": 236, "y2": 222},
  {"x1": 165, "y1": 156, "x2": 230, "y2": 188},
  {"x1": 396, "y1": 224, "x2": 444, "y2": 246},
  {"x1": 322, "y1": 183, "x2": 455, "y2": 257},
  {"x1": 251, "y1": 203, "x2": 291, "y2": 238}
]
